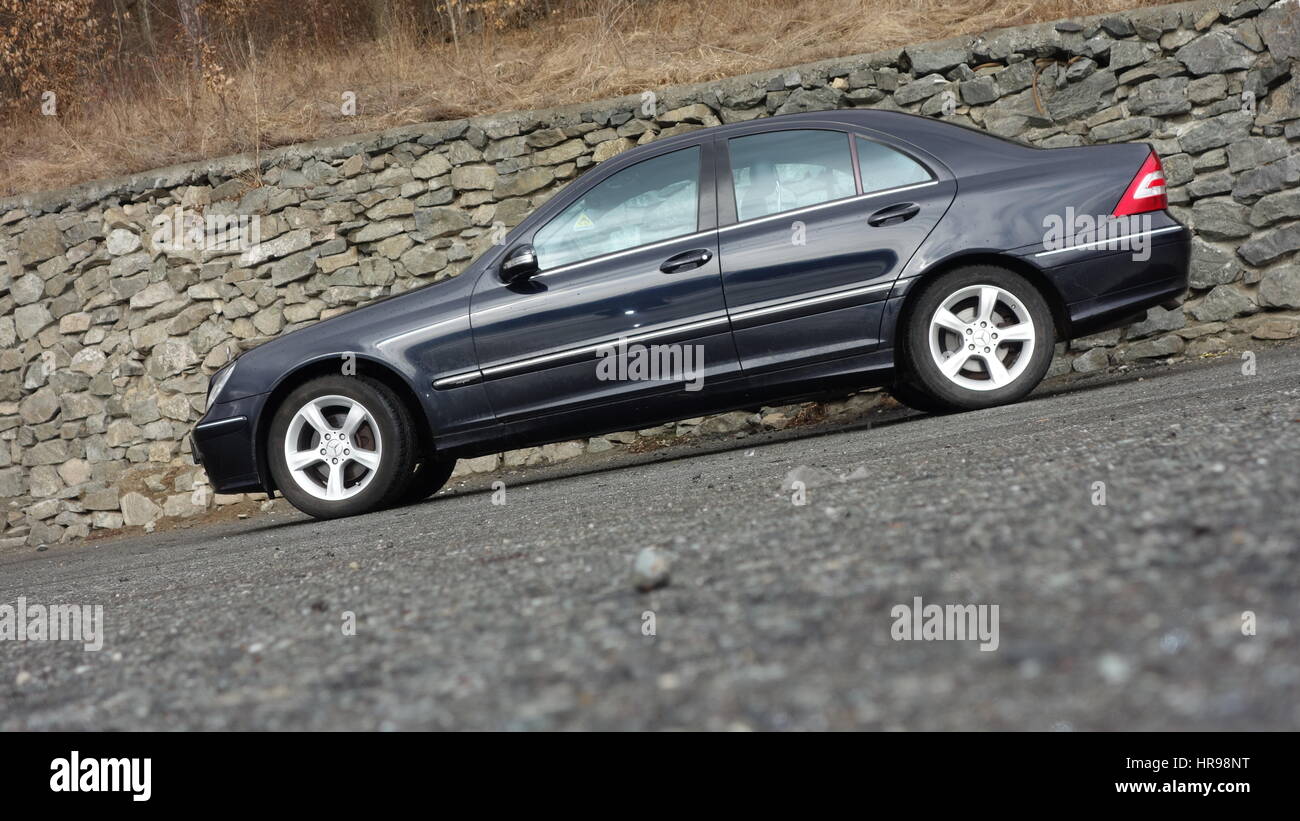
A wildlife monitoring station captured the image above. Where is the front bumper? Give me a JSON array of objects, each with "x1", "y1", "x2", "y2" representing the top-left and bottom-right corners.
[{"x1": 191, "y1": 392, "x2": 271, "y2": 494}]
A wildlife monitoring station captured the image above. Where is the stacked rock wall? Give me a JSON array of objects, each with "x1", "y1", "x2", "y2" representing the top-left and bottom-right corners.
[{"x1": 1, "y1": 0, "x2": 1298, "y2": 547}]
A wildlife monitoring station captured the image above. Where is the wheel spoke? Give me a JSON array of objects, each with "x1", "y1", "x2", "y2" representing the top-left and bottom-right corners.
[
  {"x1": 325, "y1": 461, "x2": 345, "y2": 498},
  {"x1": 348, "y1": 448, "x2": 380, "y2": 471},
  {"x1": 940, "y1": 349, "x2": 971, "y2": 377},
  {"x1": 340, "y1": 404, "x2": 368, "y2": 438},
  {"x1": 977, "y1": 286, "x2": 999, "y2": 324},
  {"x1": 998, "y1": 321, "x2": 1034, "y2": 343},
  {"x1": 931, "y1": 307, "x2": 967, "y2": 334},
  {"x1": 298, "y1": 401, "x2": 333, "y2": 437},
  {"x1": 982, "y1": 352, "x2": 1011, "y2": 386},
  {"x1": 287, "y1": 450, "x2": 322, "y2": 471}
]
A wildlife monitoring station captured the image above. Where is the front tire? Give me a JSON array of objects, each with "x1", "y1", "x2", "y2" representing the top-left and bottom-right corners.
[
  {"x1": 397, "y1": 457, "x2": 457, "y2": 505},
  {"x1": 268, "y1": 375, "x2": 417, "y2": 519},
  {"x1": 895, "y1": 265, "x2": 1055, "y2": 412}
]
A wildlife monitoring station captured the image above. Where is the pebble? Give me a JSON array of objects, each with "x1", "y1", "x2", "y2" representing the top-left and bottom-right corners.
[{"x1": 633, "y1": 547, "x2": 671, "y2": 592}]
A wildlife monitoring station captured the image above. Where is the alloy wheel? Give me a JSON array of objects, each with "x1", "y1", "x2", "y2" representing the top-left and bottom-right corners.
[
  {"x1": 927, "y1": 284, "x2": 1036, "y2": 392},
  {"x1": 282, "y1": 395, "x2": 384, "y2": 501}
]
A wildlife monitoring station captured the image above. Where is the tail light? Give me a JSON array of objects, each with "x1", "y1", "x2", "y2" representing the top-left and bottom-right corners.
[{"x1": 1112, "y1": 151, "x2": 1167, "y2": 216}]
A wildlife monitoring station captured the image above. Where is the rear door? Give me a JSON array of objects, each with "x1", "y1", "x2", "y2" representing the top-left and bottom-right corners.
[{"x1": 716, "y1": 125, "x2": 956, "y2": 375}]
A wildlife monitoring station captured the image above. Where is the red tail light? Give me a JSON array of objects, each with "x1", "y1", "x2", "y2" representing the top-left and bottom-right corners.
[{"x1": 1112, "y1": 151, "x2": 1167, "y2": 216}]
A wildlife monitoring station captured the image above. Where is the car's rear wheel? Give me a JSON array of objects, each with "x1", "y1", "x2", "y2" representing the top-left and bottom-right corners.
[
  {"x1": 268, "y1": 375, "x2": 416, "y2": 519},
  {"x1": 894, "y1": 265, "x2": 1055, "y2": 412}
]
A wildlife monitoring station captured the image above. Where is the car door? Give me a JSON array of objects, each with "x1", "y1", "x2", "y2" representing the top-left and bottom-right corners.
[
  {"x1": 716, "y1": 125, "x2": 956, "y2": 377},
  {"x1": 468, "y1": 140, "x2": 744, "y2": 440}
]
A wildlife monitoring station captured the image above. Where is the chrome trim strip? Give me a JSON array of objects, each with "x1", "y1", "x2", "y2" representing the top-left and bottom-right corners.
[
  {"x1": 478, "y1": 315, "x2": 731, "y2": 379},
  {"x1": 195, "y1": 415, "x2": 248, "y2": 432},
  {"x1": 718, "y1": 180, "x2": 939, "y2": 233},
  {"x1": 1034, "y1": 225, "x2": 1183, "y2": 258},
  {"x1": 432, "y1": 372, "x2": 483, "y2": 389},
  {"x1": 731, "y1": 281, "x2": 895, "y2": 322}
]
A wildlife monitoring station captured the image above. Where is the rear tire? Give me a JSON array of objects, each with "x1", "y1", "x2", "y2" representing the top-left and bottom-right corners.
[
  {"x1": 268, "y1": 375, "x2": 417, "y2": 519},
  {"x1": 897, "y1": 265, "x2": 1055, "y2": 412}
]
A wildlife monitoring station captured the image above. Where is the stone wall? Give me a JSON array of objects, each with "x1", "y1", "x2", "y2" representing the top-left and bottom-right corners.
[{"x1": 2, "y1": 0, "x2": 1299, "y2": 548}]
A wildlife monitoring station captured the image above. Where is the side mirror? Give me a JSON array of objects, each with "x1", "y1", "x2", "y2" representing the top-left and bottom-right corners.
[{"x1": 499, "y1": 244, "x2": 539, "y2": 284}]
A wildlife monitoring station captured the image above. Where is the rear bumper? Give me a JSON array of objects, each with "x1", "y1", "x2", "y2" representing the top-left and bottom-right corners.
[
  {"x1": 191, "y1": 392, "x2": 270, "y2": 494},
  {"x1": 1038, "y1": 221, "x2": 1191, "y2": 339}
]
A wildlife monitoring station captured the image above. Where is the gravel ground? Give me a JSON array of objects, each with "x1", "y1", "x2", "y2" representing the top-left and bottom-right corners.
[{"x1": 3, "y1": 344, "x2": 1299, "y2": 730}]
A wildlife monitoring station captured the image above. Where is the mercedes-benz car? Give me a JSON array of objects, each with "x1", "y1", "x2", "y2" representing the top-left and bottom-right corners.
[{"x1": 192, "y1": 109, "x2": 1190, "y2": 519}]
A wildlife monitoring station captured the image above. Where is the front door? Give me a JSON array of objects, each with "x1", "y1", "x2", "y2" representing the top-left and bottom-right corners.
[{"x1": 469, "y1": 142, "x2": 743, "y2": 440}]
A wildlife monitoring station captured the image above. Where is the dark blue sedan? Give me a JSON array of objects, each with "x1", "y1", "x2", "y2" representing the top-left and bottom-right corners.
[{"x1": 193, "y1": 110, "x2": 1190, "y2": 519}]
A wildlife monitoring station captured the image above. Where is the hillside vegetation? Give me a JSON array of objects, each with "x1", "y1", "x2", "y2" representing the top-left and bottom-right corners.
[{"x1": 0, "y1": 0, "x2": 1169, "y2": 196}]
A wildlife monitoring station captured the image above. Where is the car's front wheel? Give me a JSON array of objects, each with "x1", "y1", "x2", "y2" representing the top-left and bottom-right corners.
[
  {"x1": 893, "y1": 265, "x2": 1055, "y2": 413},
  {"x1": 268, "y1": 375, "x2": 416, "y2": 519}
]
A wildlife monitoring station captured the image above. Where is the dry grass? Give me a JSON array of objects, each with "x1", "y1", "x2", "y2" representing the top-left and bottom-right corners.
[{"x1": 0, "y1": 0, "x2": 1171, "y2": 197}]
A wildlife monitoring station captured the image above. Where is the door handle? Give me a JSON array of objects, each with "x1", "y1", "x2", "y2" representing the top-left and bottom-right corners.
[
  {"x1": 660, "y1": 249, "x2": 713, "y2": 274},
  {"x1": 867, "y1": 202, "x2": 920, "y2": 227}
]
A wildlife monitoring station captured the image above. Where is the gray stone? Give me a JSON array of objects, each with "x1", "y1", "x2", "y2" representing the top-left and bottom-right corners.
[
  {"x1": 1189, "y1": 237, "x2": 1242, "y2": 289},
  {"x1": 1072, "y1": 347, "x2": 1110, "y2": 373},
  {"x1": 120, "y1": 492, "x2": 161, "y2": 527},
  {"x1": 14, "y1": 303, "x2": 53, "y2": 340},
  {"x1": 904, "y1": 42, "x2": 970, "y2": 75},
  {"x1": 1046, "y1": 70, "x2": 1117, "y2": 121},
  {"x1": 1190, "y1": 284, "x2": 1258, "y2": 322},
  {"x1": 1128, "y1": 77, "x2": 1190, "y2": 116},
  {"x1": 1175, "y1": 29, "x2": 1257, "y2": 74},
  {"x1": 1192, "y1": 197, "x2": 1253, "y2": 239},
  {"x1": 1250, "y1": 189, "x2": 1300, "y2": 227},
  {"x1": 1258, "y1": 73, "x2": 1300, "y2": 126},
  {"x1": 1256, "y1": 1, "x2": 1300, "y2": 62},
  {"x1": 959, "y1": 76, "x2": 998, "y2": 105},
  {"x1": 632, "y1": 547, "x2": 671, "y2": 592},
  {"x1": 1118, "y1": 333, "x2": 1185, "y2": 361},
  {"x1": 399, "y1": 244, "x2": 449, "y2": 276},
  {"x1": 240, "y1": 228, "x2": 312, "y2": 267},
  {"x1": 494, "y1": 167, "x2": 554, "y2": 199},
  {"x1": 775, "y1": 87, "x2": 846, "y2": 115},
  {"x1": 146, "y1": 339, "x2": 198, "y2": 379},
  {"x1": 1227, "y1": 138, "x2": 1290, "y2": 173},
  {"x1": 414, "y1": 207, "x2": 472, "y2": 238},
  {"x1": 1238, "y1": 223, "x2": 1300, "y2": 266},
  {"x1": 1179, "y1": 111, "x2": 1254, "y2": 154},
  {"x1": 1233, "y1": 155, "x2": 1300, "y2": 200},
  {"x1": 1258, "y1": 264, "x2": 1300, "y2": 309},
  {"x1": 1127, "y1": 305, "x2": 1187, "y2": 339},
  {"x1": 411, "y1": 152, "x2": 451, "y2": 179}
]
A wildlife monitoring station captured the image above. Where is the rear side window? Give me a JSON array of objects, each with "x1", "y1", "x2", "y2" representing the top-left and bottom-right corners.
[
  {"x1": 855, "y1": 137, "x2": 932, "y2": 194},
  {"x1": 728, "y1": 130, "x2": 856, "y2": 222},
  {"x1": 533, "y1": 146, "x2": 700, "y2": 270}
]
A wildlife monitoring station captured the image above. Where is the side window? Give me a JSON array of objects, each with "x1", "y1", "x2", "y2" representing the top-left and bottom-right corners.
[
  {"x1": 728, "y1": 130, "x2": 856, "y2": 222},
  {"x1": 533, "y1": 146, "x2": 700, "y2": 270},
  {"x1": 855, "y1": 137, "x2": 932, "y2": 194}
]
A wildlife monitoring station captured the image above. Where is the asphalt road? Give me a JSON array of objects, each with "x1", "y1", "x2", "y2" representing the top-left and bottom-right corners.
[{"x1": 4, "y1": 344, "x2": 1299, "y2": 730}]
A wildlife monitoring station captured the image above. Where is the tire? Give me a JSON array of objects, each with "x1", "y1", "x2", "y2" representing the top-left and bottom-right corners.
[
  {"x1": 396, "y1": 457, "x2": 457, "y2": 505},
  {"x1": 267, "y1": 375, "x2": 417, "y2": 519},
  {"x1": 888, "y1": 380, "x2": 954, "y2": 414},
  {"x1": 897, "y1": 265, "x2": 1055, "y2": 412}
]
